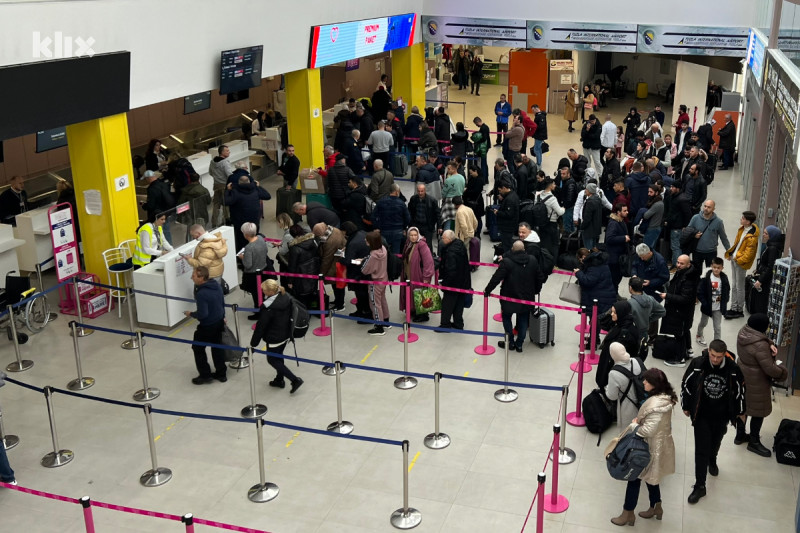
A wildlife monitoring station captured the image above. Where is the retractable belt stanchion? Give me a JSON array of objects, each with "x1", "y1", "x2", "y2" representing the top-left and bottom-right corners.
[
  {"x1": 586, "y1": 299, "x2": 599, "y2": 365},
  {"x1": 322, "y1": 310, "x2": 341, "y2": 376},
  {"x1": 40, "y1": 386, "x2": 73, "y2": 467},
  {"x1": 327, "y1": 361, "x2": 353, "y2": 434},
  {"x1": 67, "y1": 321, "x2": 94, "y2": 390},
  {"x1": 551, "y1": 386, "x2": 576, "y2": 464},
  {"x1": 5, "y1": 305, "x2": 33, "y2": 372},
  {"x1": 248, "y1": 418, "x2": 279, "y2": 502},
  {"x1": 35, "y1": 263, "x2": 57, "y2": 323},
  {"x1": 424, "y1": 372, "x2": 450, "y2": 449},
  {"x1": 139, "y1": 403, "x2": 172, "y2": 487},
  {"x1": 241, "y1": 347, "x2": 267, "y2": 419},
  {"x1": 474, "y1": 295, "x2": 496, "y2": 355},
  {"x1": 567, "y1": 318, "x2": 587, "y2": 427},
  {"x1": 181, "y1": 514, "x2": 195, "y2": 533},
  {"x1": 536, "y1": 473, "x2": 546, "y2": 533},
  {"x1": 80, "y1": 497, "x2": 96, "y2": 533},
  {"x1": 569, "y1": 308, "x2": 591, "y2": 373},
  {"x1": 398, "y1": 280, "x2": 418, "y2": 343},
  {"x1": 71, "y1": 276, "x2": 93, "y2": 337},
  {"x1": 0, "y1": 404, "x2": 19, "y2": 450},
  {"x1": 133, "y1": 331, "x2": 160, "y2": 402},
  {"x1": 229, "y1": 304, "x2": 249, "y2": 370},
  {"x1": 394, "y1": 323, "x2": 418, "y2": 390},
  {"x1": 390, "y1": 440, "x2": 422, "y2": 529},
  {"x1": 494, "y1": 334, "x2": 518, "y2": 403},
  {"x1": 543, "y1": 424, "x2": 569, "y2": 513},
  {"x1": 313, "y1": 274, "x2": 331, "y2": 336},
  {"x1": 120, "y1": 288, "x2": 142, "y2": 350}
]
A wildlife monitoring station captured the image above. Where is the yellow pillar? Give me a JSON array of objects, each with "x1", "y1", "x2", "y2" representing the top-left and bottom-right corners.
[
  {"x1": 285, "y1": 68, "x2": 325, "y2": 177},
  {"x1": 392, "y1": 43, "x2": 426, "y2": 115},
  {"x1": 66, "y1": 113, "x2": 139, "y2": 278}
]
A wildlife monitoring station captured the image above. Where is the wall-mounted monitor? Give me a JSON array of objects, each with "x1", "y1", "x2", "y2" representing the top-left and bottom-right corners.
[
  {"x1": 220, "y1": 46, "x2": 263, "y2": 95},
  {"x1": 184, "y1": 91, "x2": 212, "y2": 114},
  {"x1": 309, "y1": 13, "x2": 417, "y2": 69},
  {"x1": 36, "y1": 127, "x2": 68, "y2": 153}
]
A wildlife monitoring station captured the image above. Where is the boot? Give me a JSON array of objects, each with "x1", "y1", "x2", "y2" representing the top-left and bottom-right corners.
[
  {"x1": 747, "y1": 436, "x2": 772, "y2": 457},
  {"x1": 638, "y1": 502, "x2": 663, "y2": 520},
  {"x1": 687, "y1": 484, "x2": 706, "y2": 504},
  {"x1": 734, "y1": 418, "x2": 749, "y2": 445},
  {"x1": 610, "y1": 510, "x2": 635, "y2": 526}
]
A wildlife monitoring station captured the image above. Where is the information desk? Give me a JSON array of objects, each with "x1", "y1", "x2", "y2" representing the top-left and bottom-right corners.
[
  {"x1": 0, "y1": 224, "x2": 26, "y2": 275},
  {"x1": 14, "y1": 205, "x2": 55, "y2": 272},
  {"x1": 133, "y1": 225, "x2": 238, "y2": 328}
]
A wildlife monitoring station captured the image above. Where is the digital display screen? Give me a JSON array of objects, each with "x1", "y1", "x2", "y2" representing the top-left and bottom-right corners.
[
  {"x1": 309, "y1": 13, "x2": 417, "y2": 69},
  {"x1": 746, "y1": 29, "x2": 766, "y2": 88},
  {"x1": 220, "y1": 45, "x2": 263, "y2": 95},
  {"x1": 184, "y1": 91, "x2": 212, "y2": 114},
  {"x1": 36, "y1": 127, "x2": 68, "y2": 153}
]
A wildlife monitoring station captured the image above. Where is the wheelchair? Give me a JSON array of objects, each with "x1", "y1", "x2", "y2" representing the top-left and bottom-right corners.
[{"x1": 0, "y1": 271, "x2": 51, "y2": 343}]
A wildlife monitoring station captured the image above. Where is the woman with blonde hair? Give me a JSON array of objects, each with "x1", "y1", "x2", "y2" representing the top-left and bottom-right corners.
[{"x1": 249, "y1": 279, "x2": 303, "y2": 393}]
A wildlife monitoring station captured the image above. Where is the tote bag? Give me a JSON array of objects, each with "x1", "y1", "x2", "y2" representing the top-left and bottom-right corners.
[
  {"x1": 413, "y1": 286, "x2": 442, "y2": 314},
  {"x1": 559, "y1": 273, "x2": 582, "y2": 305}
]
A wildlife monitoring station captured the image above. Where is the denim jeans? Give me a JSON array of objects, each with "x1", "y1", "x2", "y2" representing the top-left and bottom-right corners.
[
  {"x1": 533, "y1": 139, "x2": 544, "y2": 167},
  {"x1": 669, "y1": 229, "x2": 681, "y2": 266},
  {"x1": 563, "y1": 208, "x2": 575, "y2": 233},
  {"x1": 643, "y1": 227, "x2": 661, "y2": 249},
  {"x1": 502, "y1": 311, "x2": 530, "y2": 349},
  {"x1": 583, "y1": 236, "x2": 596, "y2": 250},
  {"x1": 0, "y1": 442, "x2": 14, "y2": 482}
]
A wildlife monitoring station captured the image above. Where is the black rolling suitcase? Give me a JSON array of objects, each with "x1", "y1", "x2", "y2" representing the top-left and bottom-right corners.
[
  {"x1": 392, "y1": 153, "x2": 409, "y2": 177},
  {"x1": 276, "y1": 187, "x2": 302, "y2": 224},
  {"x1": 529, "y1": 295, "x2": 555, "y2": 348}
]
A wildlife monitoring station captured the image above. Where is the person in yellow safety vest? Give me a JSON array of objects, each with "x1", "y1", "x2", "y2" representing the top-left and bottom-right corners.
[{"x1": 132, "y1": 213, "x2": 174, "y2": 268}]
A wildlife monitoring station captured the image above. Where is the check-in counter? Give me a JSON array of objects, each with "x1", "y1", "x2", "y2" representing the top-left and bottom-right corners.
[
  {"x1": 14, "y1": 205, "x2": 56, "y2": 272},
  {"x1": 0, "y1": 224, "x2": 26, "y2": 275},
  {"x1": 185, "y1": 151, "x2": 214, "y2": 198},
  {"x1": 133, "y1": 225, "x2": 238, "y2": 328},
  {"x1": 208, "y1": 140, "x2": 256, "y2": 176}
]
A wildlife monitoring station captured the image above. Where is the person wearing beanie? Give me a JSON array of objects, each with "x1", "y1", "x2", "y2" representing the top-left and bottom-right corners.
[
  {"x1": 596, "y1": 300, "x2": 641, "y2": 389},
  {"x1": 752, "y1": 225, "x2": 785, "y2": 313},
  {"x1": 735, "y1": 313, "x2": 787, "y2": 456},
  {"x1": 604, "y1": 342, "x2": 644, "y2": 428}
]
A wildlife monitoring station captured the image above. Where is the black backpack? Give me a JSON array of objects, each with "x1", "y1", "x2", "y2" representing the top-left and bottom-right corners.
[
  {"x1": 386, "y1": 251, "x2": 403, "y2": 281},
  {"x1": 611, "y1": 357, "x2": 648, "y2": 409},
  {"x1": 774, "y1": 419, "x2": 800, "y2": 466},
  {"x1": 532, "y1": 194, "x2": 550, "y2": 230},
  {"x1": 583, "y1": 388, "x2": 614, "y2": 445},
  {"x1": 289, "y1": 296, "x2": 309, "y2": 340}
]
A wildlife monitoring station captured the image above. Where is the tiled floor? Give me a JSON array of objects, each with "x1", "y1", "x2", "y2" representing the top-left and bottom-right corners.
[{"x1": 1, "y1": 82, "x2": 797, "y2": 532}]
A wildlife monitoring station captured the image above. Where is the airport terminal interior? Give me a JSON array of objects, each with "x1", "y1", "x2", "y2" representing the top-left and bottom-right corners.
[{"x1": 1, "y1": 1, "x2": 800, "y2": 532}]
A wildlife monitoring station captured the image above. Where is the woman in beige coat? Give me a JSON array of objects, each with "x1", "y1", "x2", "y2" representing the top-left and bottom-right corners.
[
  {"x1": 611, "y1": 368, "x2": 676, "y2": 526},
  {"x1": 563, "y1": 83, "x2": 580, "y2": 132}
]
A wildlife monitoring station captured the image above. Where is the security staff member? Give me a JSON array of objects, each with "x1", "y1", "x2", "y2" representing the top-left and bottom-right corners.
[{"x1": 132, "y1": 213, "x2": 174, "y2": 269}]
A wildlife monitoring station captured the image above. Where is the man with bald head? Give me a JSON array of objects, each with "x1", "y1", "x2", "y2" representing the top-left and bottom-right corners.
[
  {"x1": 686, "y1": 200, "x2": 730, "y2": 268},
  {"x1": 660, "y1": 254, "x2": 700, "y2": 367}
]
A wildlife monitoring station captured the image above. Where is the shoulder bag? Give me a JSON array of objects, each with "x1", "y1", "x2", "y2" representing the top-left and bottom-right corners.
[{"x1": 559, "y1": 272, "x2": 582, "y2": 305}]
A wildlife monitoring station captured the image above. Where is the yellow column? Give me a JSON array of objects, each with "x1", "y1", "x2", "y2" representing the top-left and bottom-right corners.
[
  {"x1": 392, "y1": 43, "x2": 426, "y2": 115},
  {"x1": 66, "y1": 113, "x2": 139, "y2": 277},
  {"x1": 285, "y1": 68, "x2": 325, "y2": 178}
]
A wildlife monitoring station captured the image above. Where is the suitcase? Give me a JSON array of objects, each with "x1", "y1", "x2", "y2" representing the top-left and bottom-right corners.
[
  {"x1": 306, "y1": 192, "x2": 333, "y2": 209},
  {"x1": 469, "y1": 236, "x2": 481, "y2": 264},
  {"x1": 636, "y1": 82, "x2": 648, "y2": 99},
  {"x1": 529, "y1": 296, "x2": 555, "y2": 348},
  {"x1": 651, "y1": 334, "x2": 683, "y2": 360},
  {"x1": 276, "y1": 187, "x2": 302, "y2": 223},
  {"x1": 392, "y1": 153, "x2": 409, "y2": 178}
]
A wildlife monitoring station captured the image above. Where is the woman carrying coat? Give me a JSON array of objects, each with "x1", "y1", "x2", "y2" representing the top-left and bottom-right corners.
[
  {"x1": 564, "y1": 83, "x2": 580, "y2": 132},
  {"x1": 596, "y1": 300, "x2": 641, "y2": 389},
  {"x1": 400, "y1": 227, "x2": 435, "y2": 323},
  {"x1": 609, "y1": 368, "x2": 676, "y2": 526},
  {"x1": 735, "y1": 313, "x2": 788, "y2": 457}
]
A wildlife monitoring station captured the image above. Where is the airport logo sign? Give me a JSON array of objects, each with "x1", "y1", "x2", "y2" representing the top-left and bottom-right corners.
[{"x1": 33, "y1": 31, "x2": 95, "y2": 59}]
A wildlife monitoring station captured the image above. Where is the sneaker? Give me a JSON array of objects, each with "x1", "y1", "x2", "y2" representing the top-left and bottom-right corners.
[
  {"x1": 687, "y1": 484, "x2": 706, "y2": 504},
  {"x1": 384, "y1": 324, "x2": 393, "y2": 330},
  {"x1": 686, "y1": 348, "x2": 694, "y2": 356},
  {"x1": 191, "y1": 376, "x2": 214, "y2": 385},
  {"x1": 290, "y1": 378, "x2": 304, "y2": 394},
  {"x1": 412, "y1": 314, "x2": 429, "y2": 323},
  {"x1": 247, "y1": 313, "x2": 259, "y2": 320},
  {"x1": 332, "y1": 305, "x2": 346, "y2": 312},
  {"x1": 213, "y1": 373, "x2": 228, "y2": 383},
  {"x1": 664, "y1": 359, "x2": 686, "y2": 368},
  {"x1": 498, "y1": 340, "x2": 507, "y2": 349},
  {"x1": 696, "y1": 335, "x2": 706, "y2": 346},
  {"x1": 368, "y1": 326, "x2": 386, "y2": 336},
  {"x1": 10, "y1": 480, "x2": 17, "y2": 486},
  {"x1": 515, "y1": 345, "x2": 523, "y2": 353}
]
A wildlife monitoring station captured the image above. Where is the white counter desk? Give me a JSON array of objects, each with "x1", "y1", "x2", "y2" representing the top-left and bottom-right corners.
[
  {"x1": 133, "y1": 225, "x2": 238, "y2": 328},
  {"x1": 0, "y1": 224, "x2": 26, "y2": 275},
  {"x1": 14, "y1": 205, "x2": 55, "y2": 272}
]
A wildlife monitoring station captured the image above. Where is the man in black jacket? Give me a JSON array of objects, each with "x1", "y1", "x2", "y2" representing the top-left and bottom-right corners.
[
  {"x1": 484, "y1": 240, "x2": 543, "y2": 352},
  {"x1": 144, "y1": 170, "x2": 175, "y2": 242},
  {"x1": 531, "y1": 104, "x2": 548, "y2": 167},
  {"x1": 341, "y1": 222, "x2": 372, "y2": 320},
  {"x1": 512, "y1": 153, "x2": 530, "y2": 202},
  {"x1": 437, "y1": 230, "x2": 471, "y2": 330},
  {"x1": 434, "y1": 107, "x2": 451, "y2": 143},
  {"x1": 185, "y1": 266, "x2": 227, "y2": 385},
  {"x1": 665, "y1": 183, "x2": 693, "y2": 268},
  {"x1": 277, "y1": 144, "x2": 300, "y2": 189},
  {"x1": 492, "y1": 182, "x2": 519, "y2": 254},
  {"x1": 567, "y1": 148, "x2": 588, "y2": 183},
  {"x1": 226, "y1": 175, "x2": 271, "y2": 251},
  {"x1": 326, "y1": 153, "x2": 355, "y2": 216},
  {"x1": 580, "y1": 114, "x2": 603, "y2": 173},
  {"x1": 660, "y1": 254, "x2": 700, "y2": 367},
  {"x1": 581, "y1": 183, "x2": 603, "y2": 250},
  {"x1": 681, "y1": 340, "x2": 745, "y2": 504},
  {"x1": 293, "y1": 201, "x2": 340, "y2": 229},
  {"x1": 343, "y1": 177, "x2": 369, "y2": 230},
  {"x1": 717, "y1": 114, "x2": 737, "y2": 170},
  {"x1": 0, "y1": 175, "x2": 28, "y2": 227},
  {"x1": 407, "y1": 183, "x2": 440, "y2": 254}
]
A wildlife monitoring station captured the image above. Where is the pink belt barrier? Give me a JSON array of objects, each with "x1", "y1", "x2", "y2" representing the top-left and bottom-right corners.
[
  {"x1": 409, "y1": 281, "x2": 581, "y2": 312},
  {"x1": 261, "y1": 271, "x2": 403, "y2": 287},
  {"x1": 0, "y1": 481, "x2": 79, "y2": 504}
]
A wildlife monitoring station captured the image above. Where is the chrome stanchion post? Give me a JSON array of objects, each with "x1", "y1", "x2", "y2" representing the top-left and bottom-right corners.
[
  {"x1": 139, "y1": 403, "x2": 172, "y2": 486},
  {"x1": 70, "y1": 276, "x2": 93, "y2": 337},
  {"x1": 247, "y1": 418, "x2": 279, "y2": 502},
  {"x1": 35, "y1": 263, "x2": 57, "y2": 322},
  {"x1": 424, "y1": 372, "x2": 450, "y2": 449},
  {"x1": 241, "y1": 346, "x2": 267, "y2": 419},
  {"x1": 327, "y1": 361, "x2": 353, "y2": 434},
  {"x1": 394, "y1": 322, "x2": 418, "y2": 390},
  {"x1": 494, "y1": 334, "x2": 518, "y2": 403},
  {"x1": 0, "y1": 405, "x2": 19, "y2": 450},
  {"x1": 80, "y1": 496, "x2": 96, "y2": 533},
  {"x1": 5, "y1": 305, "x2": 33, "y2": 372},
  {"x1": 322, "y1": 310, "x2": 341, "y2": 376},
  {"x1": 40, "y1": 386, "x2": 73, "y2": 467},
  {"x1": 551, "y1": 385, "x2": 576, "y2": 464},
  {"x1": 228, "y1": 304, "x2": 249, "y2": 369},
  {"x1": 132, "y1": 331, "x2": 159, "y2": 401},
  {"x1": 390, "y1": 440, "x2": 422, "y2": 529},
  {"x1": 67, "y1": 321, "x2": 94, "y2": 390},
  {"x1": 121, "y1": 288, "x2": 142, "y2": 350}
]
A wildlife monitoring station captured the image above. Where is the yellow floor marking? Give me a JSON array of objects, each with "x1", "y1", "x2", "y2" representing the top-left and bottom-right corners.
[
  {"x1": 168, "y1": 319, "x2": 195, "y2": 337},
  {"x1": 408, "y1": 451, "x2": 421, "y2": 472},
  {"x1": 472, "y1": 358, "x2": 478, "y2": 364},
  {"x1": 463, "y1": 371, "x2": 470, "y2": 377},
  {"x1": 153, "y1": 416, "x2": 184, "y2": 442},
  {"x1": 285, "y1": 431, "x2": 301, "y2": 448},
  {"x1": 360, "y1": 345, "x2": 379, "y2": 364}
]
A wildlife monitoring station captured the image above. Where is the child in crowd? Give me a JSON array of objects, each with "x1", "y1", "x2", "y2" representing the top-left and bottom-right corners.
[
  {"x1": 696, "y1": 257, "x2": 730, "y2": 345},
  {"x1": 615, "y1": 126, "x2": 625, "y2": 158}
]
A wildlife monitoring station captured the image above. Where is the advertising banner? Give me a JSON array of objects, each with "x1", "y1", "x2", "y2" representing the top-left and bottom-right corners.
[
  {"x1": 637, "y1": 25, "x2": 748, "y2": 56},
  {"x1": 421, "y1": 16, "x2": 527, "y2": 47},
  {"x1": 48, "y1": 203, "x2": 79, "y2": 281},
  {"x1": 527, "y1": 21, "x2": 637, "y2": 52}
]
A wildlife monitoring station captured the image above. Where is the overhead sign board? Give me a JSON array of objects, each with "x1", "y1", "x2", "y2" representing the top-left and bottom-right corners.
[
  {"x1": 421, "y1": 16, "x2": 526, "y2": 47},
  {"x1": 637, "y1": 25, "x2": 748, "y2": 56},
  {"x1": 746, "y1": 28, "x2": 767, "y2": 88},
  {"x1": 527, "y1": 21, "x2": 637, "y2": 52}
]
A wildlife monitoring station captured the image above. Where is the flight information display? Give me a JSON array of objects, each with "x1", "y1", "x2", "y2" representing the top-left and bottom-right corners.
[{"x1": 220, "y1": 45, "x2": 263, "y2": 94}]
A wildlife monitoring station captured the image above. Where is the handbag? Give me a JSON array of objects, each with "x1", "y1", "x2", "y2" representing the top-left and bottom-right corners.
[
  {"x1": 220, "y1": 325, "x2": 241, "y2": 363},
  {"x1": 541, "y1": 141, "x2": 550, "y2": 154},
  {"x1": 413, "y1": 286, "x2": 442, "y2": 314},
  {"x1": 605, "y1": 424, "x2": 651, "y2": 481},
  {"x1": 583, "y1": 101, "x2": 594, "y2": 110},
  {"x1": 559, "y1": 273, "x2": 582, "y2": 305},
  {"x1": 619, "y1": 244, "x2": 635, "y2": 278}
]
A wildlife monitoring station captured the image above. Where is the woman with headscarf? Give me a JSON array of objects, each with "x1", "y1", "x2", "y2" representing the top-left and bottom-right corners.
[
  {"x1": 400, "y1": 227, "x2": 435, "y2": 323},
  {"x1": 735, "y1": 313, "x2": 788, "y2": 457},
  {"x1": 604, "y1": 342, "x2": 645, "y2": 428},
  {"x1": 752, "y1": 226, "x2": 784, "y2": 310},
  {"x1": 596, "y1": 300, "x2": 641, "y2": 389}
]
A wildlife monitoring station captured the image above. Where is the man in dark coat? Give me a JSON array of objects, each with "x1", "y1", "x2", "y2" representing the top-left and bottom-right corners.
[
  {"x1": 493, "y1": 182, "x2": 519, "y2": 254},
  {"x1": 665, "y1": 183, "x2": 693, "y2": 268},
  {"x1": 580, "y1": 114, "x2": 603, "y2": 173},
  {"x1": 580, "y1": 183, "x2": 603, "y2": 250},
  {"x1": 372, "y1": 184, "x2": 410, "y2": 254},
  {"x1": 342, "y1": 177, "x2": 369, "y2": 230},
  {"x1": 326, "y1": 153, "x2": 355, "y2": 216},
  {"x1": 567, "y1": 148, "x2": 589, "y2": 183},
  {"x1": 484, "y1": 240, "x2": 543, "y2": 352},
  {"x1": 407, "y1": 182, "x2": 440, "y2": 254},
  {"x1": 512, "y1": 153, "x2": 530, "y2": 202},
  {"x1": 226, "y1": 175, "x2": 271, "y2": 251},
  {"x1": 434, "y1": 107, "x2": 451, "y2": 143},
  {"x1": 341, "y1": 222, "x2": 372, "y2": 320},
  {"x1": 437, "y1": 230, "x2": 471, "y2": 330},
  {"x1": 531, "y1": 104, "x2": 548, "y2": 167},
  {"x1": 717, "y1": 114, "x2": 737, "y2": 170},
  {"x1": 660, "y1": 254, "x2": 700, "y2": 367},
  {"x1": 625, "y1": 161, "x2": 651, "y2": 219},
  {"x1": 293, "y1": 201, "x2": 340, "y2": 229}
]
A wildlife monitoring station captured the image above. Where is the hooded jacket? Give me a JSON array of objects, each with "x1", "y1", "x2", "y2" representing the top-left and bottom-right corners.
[
  {"x1": 209, "y1": 156, "x2": 234, "y2": 186},
  {"x1": 484, "y1": 249, "x2": 543, "y2": 315},
  {"x1": 416, "y1": 163, "x2": 440, "y2": 185},
  {"x1": 225, "y1": 181, "x2": 271, "y2": 225},
  {"x1": 725, "y1": 224, "x2": 759, "y2": 269},
  {"x1": 628, "y1": 292, "x2": 666, "y2": 338},
  {"x1": 596, "y1": 301, "x2": 641, "y2": 389},
  {"x1": 186, "y1": 232, "x2": 228, "y2": 279},
  {"x1": 737, "y1": 325, "x2": 787, "y2": 417},
  {"x1": 250, "y1": 292, "x2": 292, "y2": 346},
  {"x1": 327, "y1": 160, "x2": 355, "y2": 203},
  {"x1": 287, "y1": 233, "x2": 319, "y2": 296},
  {"x1": 434, "y1": 112, "x2": 451, "y2": 142},
  {"x1": 625, "y1": 172, "x2": 651, "y2": 216},
  {"x1": 450, "y1": 130, "x2": 470, "y2": 159},
  {"x1": 575, "y1": 251, "x2": 616, "y2": 313}
]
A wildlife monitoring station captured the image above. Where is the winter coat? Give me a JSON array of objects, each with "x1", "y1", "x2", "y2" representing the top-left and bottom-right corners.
[
  {"x1": 344, "y1": 230, "x2": 370, "y2": 286},
  {"x1": 571, "y1": 156, "x2": 589, "y2": 183},
  {"x1": 225, "y1": 181, "x2": 271, "y2": 227},
  {"x1": 287, "y1": 233, "x2": 319, "y2": 296},
  {"x1": 632, "y1": 250, "x2": 670, "y2": 296},
  {"x1": 318, "y1": 227, "x2": 345, "y2": 280},
  {"x1": 450, "y1": 130, "x2": 470, "y2": 159},
  {"x1": 327, "y1": 161, "x2": 355, "y2": 203},
  {"x1": 408, "y1": 194, "x2": 440, "y2": 234},
  {"x1": 725, "y1": 224, "x2": 759, "y2": 270},
  {"x1": 404, "y1": 114, "x2": 424, "y2": 141},
  {"x1": 533, "y1": 111, "x2": 548, "y2": 140},
  {"x1": 697, "y1": 269, "x2": 730, "y2": 317},
  {"x1": 563, "y1": 89, "x2": 580, "y2": 122},
  {"x1": 575, "y1": 251, "x2": 616, "y2": 313},
  {"x1": 400, "y1": 239, "x2": 435, "y2": 312},
  {"x1": 580, "y1": 195, "x2": 603, "y2": 242},
  {"x1": 665, "y1": 191, "x2": 692, "y2": 230},
  {"x1": 416, "y1": 163, "x2": 440, "y2": 185},
  {"x1": 624, "y1": 172, "x2": 651, "y2": 216},
  {"x1": 681, "y1": 352, "x2": 746, "y2": 423},
  {"x1": 717, "y1": 120, "x2": 737, "y2": 151},
  {"x1": 434, "y1": 113, "x2": 452, "y2": 142},
  {"x1": 439, "y1": 238, "x2": 471, "y2": 289},
  {"x1": 628, "y1": 293, "x2": 665, "y2": 339},
  {"x1": 455, "y1": 205, "x2": 479, "y2": 243},
  {"x1": 369, "y1": 169, "x2": 394, "y2": 201},
  {"x1": 514, "y1": 164, "x2": 530, "y2": 202},
  {"x1": 484, "y1": 250, "x2": 543, "y2": 314},
  {"x1": 596, "y1": 305, "x2": 641, "y2": 389},
  {"x1": 190, "y1": 280, "x2": 225, "y2": 326},
  {"x1": 632, "y1": 394, "x2": 676, "y2": 485},
  {"x1": 601, "y1": 157, "x2": 621, "y2": 192},
  {"x1": 605, "y1": 358, "x2": 644, "y2": 429},
  {"x1": 177, "y1": 181, "x2": 212, "y2": 225},
  {"x1": 186, "y1": 232, "x2": 228, "y2": 279},
  {"x1": 604, "y1": 215, "x2": 629, "y2": 266},
  {"x1": 737, "y1": 325, "x2": 787, "y2": 417},
  {"x1": 306, "y1": 202, "x2": 340, "y2": 229},
  {"x1": 580, "y1": 121, "x2": 602, "y2": 150},
  {"x1": 496, "y1": 190, "x2": 520, "y2": 234},
  {"x1": 561, "y1": 178, "x2": 579, "y2": 209},
  {"x1": 343, "y1": 184, "x2": 369, "y2": 230},
  {"x1": 250, "y1": 292, "x2": 292, "y2": 346},
  {"x1": 145, "y1": 178, "x2": 175, "y2": 222},
  {"x1": 661, "y1": 263, "x2": 700, "y2": 335},
  {"x1": 755, "y1": 233, "x2": 785, "y2": 291},
  {"x1": 419, "y1": 129, "x2": 438, "y2": 151},
  {"x1": 373, "y1": 196, "x2": 410, "y2": 232}
]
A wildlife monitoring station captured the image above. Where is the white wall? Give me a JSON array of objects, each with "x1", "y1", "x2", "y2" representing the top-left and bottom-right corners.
[
  {"x1": 0, "y1": 0, "x2": 424, "y2": 109},
  {"x1": 573, "y1": 50, "x2": 596, "y2": 91},
  {"x1": 673, "y1": 61, "x2": 711, "y2": 128}
]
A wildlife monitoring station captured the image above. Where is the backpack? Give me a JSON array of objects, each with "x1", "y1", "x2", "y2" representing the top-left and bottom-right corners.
[
  {"x1": 605, "y1": 424, "x2": 651, "y2": 481},
  {"x1": 386, "y1": 251, "x2": 403, "y2": 281},
  {"x1": 611, "y1": 357, "x2": 648, "y2": 409},
  {"x1": 532, "y1": 194, "x2": 550, "y2": 230},
  {"x1": 364, "y1": 196, "x2": 376, "y2": 214},
  {"x1": 583, "y1": 389, "x2": 614, "y2": 445},
  {"x1": 289, "y1": 296, "x2": 310, "y2": 340}
]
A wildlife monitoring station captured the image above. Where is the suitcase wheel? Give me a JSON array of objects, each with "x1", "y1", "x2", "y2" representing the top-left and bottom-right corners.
[
  {"x1": 550, "y1": 341, "x2": 555, "y2": 346},
  {"x1": 538, "y1": 343, "x2": 545, "y2": 349}
]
